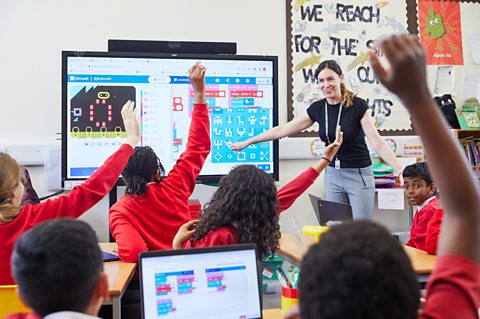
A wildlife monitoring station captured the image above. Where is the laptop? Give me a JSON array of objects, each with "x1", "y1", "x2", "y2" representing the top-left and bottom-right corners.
[
  {"x1": 308, "y1": 194, "x2": 353, "y2": 226},
  {"x1": 139, "y1": 244, "x2": 262, "y2": 319}
]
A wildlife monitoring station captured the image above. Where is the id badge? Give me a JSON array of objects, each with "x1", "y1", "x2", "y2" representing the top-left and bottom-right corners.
[{"x1": 335, "y1": 159, "x2": 340, "y2": 169}]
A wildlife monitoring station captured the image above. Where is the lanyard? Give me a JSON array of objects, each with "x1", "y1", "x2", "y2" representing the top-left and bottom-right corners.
[{"x1": 325, "y1": 101, "x2": 342, "y2": 145}]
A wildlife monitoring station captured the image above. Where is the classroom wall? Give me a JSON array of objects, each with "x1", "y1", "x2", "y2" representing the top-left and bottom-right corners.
[{"x1": 2, "y1": 0, "x2": 477, "y2": 242}]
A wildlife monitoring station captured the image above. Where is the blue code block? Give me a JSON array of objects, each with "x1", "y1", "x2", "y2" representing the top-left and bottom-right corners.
[{"x1": 210, "y1": 108, "x2": 272, "y2": 164}]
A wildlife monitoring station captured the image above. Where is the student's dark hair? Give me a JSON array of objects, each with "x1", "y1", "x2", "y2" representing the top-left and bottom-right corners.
[
  {"x1": 403, "y1": 162, "x2": 433, "y2": 185},
  {"x1": 122, "y1": 146, "x2": 165, "y2": 197},
  {"x1": 299, "y1": 221, "x2": 420, "y2": 319},
  {"x1": 191, "y1": 165, "x2": 280, "y2": 258},
  {"x1": 12, "y1": 219, "x2": 103, "y2": 317},
  {"x1": 314, "y1": 59, "x2": 356, "y2": 107}
]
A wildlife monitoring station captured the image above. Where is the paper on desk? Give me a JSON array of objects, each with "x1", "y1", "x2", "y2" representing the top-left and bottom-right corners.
[
  {"x1": 462, "y1": 73, "x2": 480, "y2": 100},
  {"x1": 434, "y1": 66, "x2": 455, "y2": 96},
  {"x1": 378, "y1": 189, "x2": 405, "y2": 210},
  {"x1": 468, "y1": 33, "x2": 480, "y2": 64}
]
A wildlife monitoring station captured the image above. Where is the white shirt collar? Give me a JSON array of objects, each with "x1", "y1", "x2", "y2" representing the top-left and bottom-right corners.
[
  {"x1": 44, "y1": 312, "x2": 100, "y2": 319},
  {"x1": 417, "y1": 196, "x2": 436, "y2": 210}
]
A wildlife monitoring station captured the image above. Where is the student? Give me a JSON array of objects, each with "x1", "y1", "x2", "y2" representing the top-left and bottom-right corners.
[
  {"x1": 291, "y1": 34, "x2": 480, "y2": 319},
  {"x1": 0, "y1": 102, "x2": 139, "y2": 285},
  {"x1": 172, "y1": 127, "x2": 343, "y2": 258},
  {"x1": 403, "y1": 162, "x2": 441, "y2": 251},
  {"x1": 109, "y1": 62, "x2": 210, "y2": 262},
  {"x1": 7, "y1": 219, "x2": 108, "y2": 319}
]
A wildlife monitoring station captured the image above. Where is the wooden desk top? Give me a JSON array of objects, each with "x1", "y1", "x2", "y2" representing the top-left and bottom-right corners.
[
  {"x1": 262, "y1": 308, "x2": 282, "y2": 319},
  {"x1": 278, "y1": 234, "x2": 437, "y2": 275},
  {"x1": 99, "y1": 243, "x2": 136, "y2": 296}
]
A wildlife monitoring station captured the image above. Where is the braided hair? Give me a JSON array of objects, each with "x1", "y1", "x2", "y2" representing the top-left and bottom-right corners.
[{"x1": 122, "y1": 146, "x2": 165, "y2": 197}]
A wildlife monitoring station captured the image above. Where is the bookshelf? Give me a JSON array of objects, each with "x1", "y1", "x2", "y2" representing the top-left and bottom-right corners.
[{"x1": 452, "y1": 129, "x2": 480, "y2": 168}]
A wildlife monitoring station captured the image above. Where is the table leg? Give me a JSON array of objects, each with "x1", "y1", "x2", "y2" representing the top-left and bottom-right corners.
[{"x1": 112, "y1": 295, "x2": 121, "y2": 319}]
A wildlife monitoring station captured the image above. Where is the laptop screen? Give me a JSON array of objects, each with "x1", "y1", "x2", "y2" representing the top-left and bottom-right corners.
[
  {"x1": 139, "y1": 245, "x2": 262, "y2": 319},
  {"x1": 308, "y1": 194, "x2": 353, "y2": 226}
]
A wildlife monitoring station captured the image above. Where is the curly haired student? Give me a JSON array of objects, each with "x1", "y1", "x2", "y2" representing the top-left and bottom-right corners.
[{"x1": 173, "y1": 127, "x2": 343, "y2": 258}]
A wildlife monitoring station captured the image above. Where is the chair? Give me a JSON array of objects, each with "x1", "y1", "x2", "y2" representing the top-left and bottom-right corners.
[{"x1": 0, "y1": 285, "x2": 31, "y2": 318}]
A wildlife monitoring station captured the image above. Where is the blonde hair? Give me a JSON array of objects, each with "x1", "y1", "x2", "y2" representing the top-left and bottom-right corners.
[
  {"x1": 0, "y1": 153, "x2": 22, "y2": 223},
  {"x1": 340, "y1": 83, "x2": 357, "y2": 108}
]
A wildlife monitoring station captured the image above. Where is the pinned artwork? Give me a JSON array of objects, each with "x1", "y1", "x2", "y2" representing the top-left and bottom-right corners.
[{"x1": 288, "y1": 0, "x2": 411, "y2": 132}]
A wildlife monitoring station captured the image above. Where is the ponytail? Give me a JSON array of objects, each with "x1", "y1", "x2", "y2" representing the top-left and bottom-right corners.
[
  {"x1": 124, "y1": 175, "x2": 149, "y2": 197},
  {"x1": 340, "y1": 83, "x2": 357, "y2": 108},
  {"x1": 122, "y1": 146, "x2": 163, "y2": 197}
]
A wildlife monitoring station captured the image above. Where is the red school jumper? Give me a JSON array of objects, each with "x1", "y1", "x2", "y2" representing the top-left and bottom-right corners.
[
  {"x1": 424, "y1": 208, "x2": 444, "y2": 255},
  {"x1": 0, "y1": 144, "x2": 133, "y2": 285},
  {"x1": 406, "y1": 196, "x2": 440, "y2": 251},
  {"x1": 183, "y1": 167, "x2": 320, "y2": 248},
  {"x1": 419, "y1": 255, "x2": 480, "y2": 319},
  {"x1": 109, "y1": 103, "x2": 210, "y2": 262}
]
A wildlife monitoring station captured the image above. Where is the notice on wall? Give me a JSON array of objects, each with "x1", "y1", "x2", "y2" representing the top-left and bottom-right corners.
[{"x1": 378, "y1": 188, "x2": 405, "y2": 210}]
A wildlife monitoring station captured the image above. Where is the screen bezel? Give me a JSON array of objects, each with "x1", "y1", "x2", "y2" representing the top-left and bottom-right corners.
[
  {"x1": 61, "y1": 51, "x2": 279, "y2": 186},
  {"x1": 138, "y1": 244, "x2": 263, "y2": 319}
]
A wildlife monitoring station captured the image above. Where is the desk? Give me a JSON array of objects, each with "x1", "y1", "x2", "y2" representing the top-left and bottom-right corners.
[
  {"x1": 278, "y1": 234, "x2": 436, "y2": 282},
  {"x1": 99, "y1": 243, "x2": 136, "y2": 319},
  {"x1": 262, "y1": 308, "x2": 282, "y2": 319}
]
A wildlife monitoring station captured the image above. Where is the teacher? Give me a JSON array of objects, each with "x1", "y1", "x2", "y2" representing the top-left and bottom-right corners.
[{"x1": 232, "y1": 60, "x2": 403, "y2": 219}]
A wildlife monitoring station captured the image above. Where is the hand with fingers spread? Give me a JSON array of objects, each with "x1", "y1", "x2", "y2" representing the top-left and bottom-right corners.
[
  {"x1": 172, "y1": 220, "x2": 199, "y2": 249},
  {"x1": 369, "y1": 35, "x2": 430, "y2": 107},
  {"x1": 189, "y1": 62, "x2": 207, "y2": 104},
  {"x1": 121, "y1": 100, "x2": 140, "y2": 148}
]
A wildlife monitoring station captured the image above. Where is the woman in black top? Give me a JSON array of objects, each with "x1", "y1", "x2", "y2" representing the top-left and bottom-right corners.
[{"x1": 232, "y1": 60, "x2": 403, "y2": 219}]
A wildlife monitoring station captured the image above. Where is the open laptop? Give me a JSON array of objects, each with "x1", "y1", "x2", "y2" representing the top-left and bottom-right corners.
[
  {"x1": 139, "y1": 244, "x2": 262, "y2": 319},
  {"x1": 308, "y1": 194, "x2": 353, "y2": 226}
]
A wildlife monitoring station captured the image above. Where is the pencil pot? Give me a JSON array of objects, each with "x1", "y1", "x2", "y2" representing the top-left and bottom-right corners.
[{"x1": 281, "y1": 286, "x2": 299, "y2": 316}]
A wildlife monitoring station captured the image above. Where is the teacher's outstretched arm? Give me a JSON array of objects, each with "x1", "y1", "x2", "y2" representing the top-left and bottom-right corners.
[{"x1": 230, "y1": 112, "x2": 314, "y2": 151}]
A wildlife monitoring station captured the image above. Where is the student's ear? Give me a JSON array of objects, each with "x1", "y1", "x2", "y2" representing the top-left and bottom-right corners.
[
  {"x1": 153, "y1": 169, "x2": 162, "y2": 183},
  {"x1": 86, "y1": 273, "x2": 109, "y2": 316},
  {"x1": 427, "y1": 182, "x2": 437, "y2": 196}
]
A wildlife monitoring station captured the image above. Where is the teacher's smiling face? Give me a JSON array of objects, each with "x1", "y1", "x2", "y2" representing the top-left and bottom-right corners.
[{"x1": 317, "y1": 68, "x2": 344, "y2": 104}]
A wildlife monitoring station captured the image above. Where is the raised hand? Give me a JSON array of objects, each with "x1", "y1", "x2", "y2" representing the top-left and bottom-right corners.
[
  {"x1": 323, "y1": 126, "x2": 343, "y2": 161},
  {"x1": 121, "y1": 100, "x2": 140, "y2": 148},
  {"x1": 188, "y1": 62, "x2": 207, "y2": 104},
  {"x1": 369, "y1": 35, "x2": 430, "y2": 107}
]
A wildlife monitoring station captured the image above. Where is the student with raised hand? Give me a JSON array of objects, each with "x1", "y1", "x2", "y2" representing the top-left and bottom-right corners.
[
  {"x1": 172, "y1": 127, "x2": 343, "y2": 258},
  {"x1": 0, "y1": 101, "x2": 139, "y2": 285},
  {"x1": 109, "y1": 62, "x2": 211, "y2": 262},
  {"x1": 292, "y1": 34, "x2": 480, "y2": 319},
  {"x1": 7, "y1": 219, "x2": 108, "y2": 319}
]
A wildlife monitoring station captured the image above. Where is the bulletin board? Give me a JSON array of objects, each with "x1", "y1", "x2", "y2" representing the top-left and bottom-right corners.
[{"x1": 286, "y1": 0, "x2": 480, "y2": 137}]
